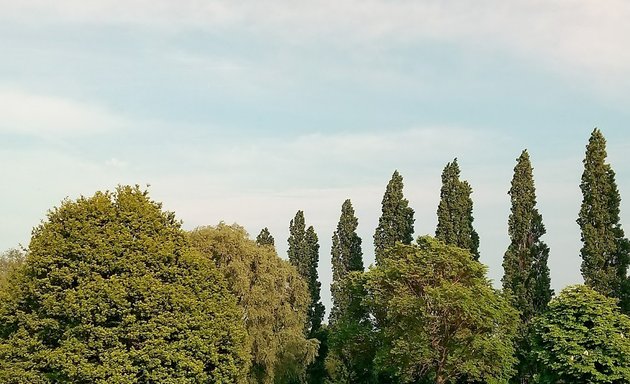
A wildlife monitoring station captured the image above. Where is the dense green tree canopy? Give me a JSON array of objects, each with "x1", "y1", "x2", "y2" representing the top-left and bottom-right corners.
[
  {"x1": 325, "y1": 272, "x2": 377, "y2": 384},
  {"x1": 435, "y1": 159, "x2": 480, "y2": 260},
  {"x1": 366, "y1": 237, "x2": 518, "y2": 384},
  {"x1": 577, "y1": 129, "x2": 630, "y2": 311},
  {"x1": 373, "y1": 171, "x2": 415, "y2": 264},
  {"x1": 188, "y1": 224, "x2": 318, "y2": 384},
  {"x1": 0, "y1": 186, "x2": 249, "y2": 383},
  {"x1": 531, "y1": 285, "x2": 630, "y2": 383}
]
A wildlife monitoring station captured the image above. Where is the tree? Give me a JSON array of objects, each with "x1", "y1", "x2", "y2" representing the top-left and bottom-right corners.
[
  {"x1": 256, "y1": 228, "x2": 275, "y2": 247},
  {"x1": 188, "y1": 224, "x2": 318, "y2": 384},
  {"x1": 329, "y1": 199, "x2": 364, "y2": 325},
  {"x1": 326, "y1": 201, "x2": 376, "y2": 384},
  {"x1": 287, "y1": 211, "x2": 327, "y2": 384},
  {"x1": 0, "y1": 186, "x2": 249, "y2": 383},
  {"x1": 502, "y1": 150, "x2": 553, "y2": 383},
  {"x1": 530, "y1": 285, "x2": 630, "y2": 383},
  {"x1": 325, "y1": 272, "x2": 377, "y2": 384},
  {"x1": 373, "y1": 171, "x2": 415, "y2": 264},
  {"x1": 0, "y1": 248, "x2": 25, "y2": 287},
  {"x1": 435, "y1": 159, "x2": 480, "y2": 260},
  {"x1": 287, "y1": 211, "x2": 325, "y2": 335},
  {"x1": 503, "y1": 150, "x2": 553, "y2": 321},
  {"x1": 366, "y1": 237, "x2": 518, "y2": 384},
  {"x1": 577, "y1": 128, "x2": 630, "y2": 312}
]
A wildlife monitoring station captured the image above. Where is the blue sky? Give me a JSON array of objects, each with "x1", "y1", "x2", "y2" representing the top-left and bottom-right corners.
[{"x1": 2, "y1": 1, "x2": 630, "y2": 314}]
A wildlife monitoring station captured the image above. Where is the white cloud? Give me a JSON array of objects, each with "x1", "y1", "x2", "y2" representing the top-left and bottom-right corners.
[
  {"x1": 0, "y1": 88, "x2": 127, "y2": 136},
  {"x1": 4, "y1": 1, "x2": 630, "y2": 93}
]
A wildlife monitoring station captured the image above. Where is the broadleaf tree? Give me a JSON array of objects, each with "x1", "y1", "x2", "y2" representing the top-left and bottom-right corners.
[
  {"x1": 0, "y1": 186, "x2": 249, "y2": 383},
  {"x1": 188, "y1": 224, "x2": 318, "y2": 384},
  {"x1": 530, "y1": 285, "x2": 630, "y2": 383},
  {"x1": 366, "y1": 237, "x2": 518, "y2": 384}
]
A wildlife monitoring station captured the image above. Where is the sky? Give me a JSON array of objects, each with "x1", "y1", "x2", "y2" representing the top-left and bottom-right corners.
[{"x1": 2, "y1": 1, "x2": 630, "y2": 316}]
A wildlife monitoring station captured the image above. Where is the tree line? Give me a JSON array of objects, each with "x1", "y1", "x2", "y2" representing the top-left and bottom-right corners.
[{"x1": 0, "y1": 128, "x2": 628, "y2": 383}]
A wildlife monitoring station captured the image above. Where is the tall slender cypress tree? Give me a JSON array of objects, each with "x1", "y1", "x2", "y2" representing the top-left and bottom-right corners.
[
  {"x1": 330, "y1": 199, "x2": 364, "y2": 325},
  {"x1": 305, "y1": 226, "x2": 325, "y2": 333},
  {"x1": 256, "y1": 227, "x2": 275, "y2": 247},
  {"x1": 435, "y1": 159, "x2": 480, "y2": 260},
  {"x1": 577, "y1": 129, "x2": 630, "y2": 312},
  {"x1": 373, "y1": 170, "x2": 415, "y2": 264},
  {"x1": 288, "y1": 211, "x2": 325, "y2": 333},
  {"x1": 502, "y1": 150, "x2": 553, "y2": 322}
]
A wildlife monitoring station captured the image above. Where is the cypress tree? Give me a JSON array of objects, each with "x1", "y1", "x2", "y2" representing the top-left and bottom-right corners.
[
  {"x1": 435, "y1": 158, "x2": 480, "y2": 260},
  {"x1": 577, "y1": 129, "x2": 630, "y2": 312},
  {"x1": 373, "y1": 170, "x2": 415, "y2": 264},
  {"x1": 330, "y1": 199, "x2": 364, "y2": 325},
  {"x1": 502, "y1": 150, "x2": 553, "y2": 321},
  {"x1": 256, "y1": 227, "x2": 275, "y2": 247},
  {"x1": 288, "y1": 212, "x2": 327, "y2": 384},
  {"x1": 288, "y1": 211, "x2": 325, "y2": 333}
]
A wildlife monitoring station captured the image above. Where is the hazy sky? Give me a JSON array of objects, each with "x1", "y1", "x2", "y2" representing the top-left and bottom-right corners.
[{"x1": 2, "y1": 1, "x2": 630, "y2": 315}]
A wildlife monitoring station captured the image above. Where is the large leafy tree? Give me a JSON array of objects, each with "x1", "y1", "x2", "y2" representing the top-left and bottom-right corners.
[
  {"x1": 577, "y1": 129, "x2": 630, "y2": 312},
  {"x1": 503, "y1": 150, "x2": 553, "y2": 320},
  {"x1": 530, "y1": 285, "x2": 630, "y2": 383},
  {"x1": 0, "y1": 186, "x2": 249, "y2": 383},
  {"x1": 373, "y1": 171, "x2": 415, "y2": 264},
  {"x1": 366, "y1": 237, "x2": 518, "y2": 384},
  {"x1": 435, "y1": 159, "x2": 480, "y2": 260},
  {"x1": 188, "y1": 224, "x2": 318, "y2": 384}
]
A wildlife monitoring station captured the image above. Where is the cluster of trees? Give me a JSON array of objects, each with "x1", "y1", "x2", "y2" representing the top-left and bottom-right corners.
[{"x1": 0, "y1": 129, "x2": 629, "y2": 383}]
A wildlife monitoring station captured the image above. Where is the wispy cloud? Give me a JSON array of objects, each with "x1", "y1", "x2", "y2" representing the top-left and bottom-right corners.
[
  {"x1": 0, "y1": 88, "x2": 127, "y2": 136},
  {"x1": 5, "y1": 1, "x2": 630, "y2": 93}
]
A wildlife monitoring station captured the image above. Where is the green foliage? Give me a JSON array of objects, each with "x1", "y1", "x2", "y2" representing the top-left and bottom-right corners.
[
  {"x1": 287, "y1": 211, "x2": 326, "y2": 383},
  {"x1": 502, "y1": 150, "x2": 553, "y2": 383},
  {"x1": 327, "y1": 201, "x2": 375, "y2": 383},
  {"x1": 329, "y1": 199, "x2": 364, "y2": 326},
  {"x1": 0, "y1": 248, "x2": 25, "y2": 287},
  {"x1": 435, "y1": 159, "x2": 480, "y2": 260},
  {"x1": 188, "y1": 224, "x2": 318, "y2": 384},
  {"x1": 577, "y1": 129, "x2": 630, "y2": 312},
  {"x1": 0, "y1": 186, "x2": 249, "y2": 383},
  {"x1": 366, "y1": 237, "x2": 518, "y2": 384},
  {"x1": 503, "y1": 150, "x2": 553, "y2": 320},
  {"x1": 256, "y1": 228, "x2": 275, "y2": 247},
  {"x1": 373, "y1": 171, "x2": 415, "y2": 264},
  {"x1": 326, "y1": 272, "x2": 377, "y2": 384},
  {"x1": 530, "y1": 285, "x2": 630, "y2": 383},
  {"x1": 288, "y1": 211, "x2": 325, "y2": 335}
]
